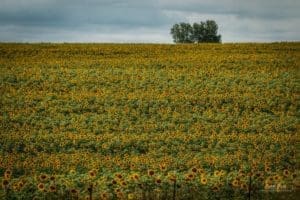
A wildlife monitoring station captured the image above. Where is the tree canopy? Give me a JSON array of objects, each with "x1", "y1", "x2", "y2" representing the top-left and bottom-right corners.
[{"x1": 171, "y1": 20, "x2": 221, "y2": 43}]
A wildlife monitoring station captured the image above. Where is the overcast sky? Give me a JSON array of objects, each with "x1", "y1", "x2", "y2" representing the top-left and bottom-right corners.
[{"x1": 0, "y1": 0, "x2": 299, "y2": 43}]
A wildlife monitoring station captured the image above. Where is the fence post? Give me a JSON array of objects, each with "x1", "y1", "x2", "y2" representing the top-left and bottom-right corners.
[
  {"x1": 88, "y1": 184, "x2": 93, "y2": 200},
  {"x1": 248, "y1": 173, "x2": 251, "y2": 200},
  {"x1": 173, "y1": 180, "x2": 176, "y2": 200}
]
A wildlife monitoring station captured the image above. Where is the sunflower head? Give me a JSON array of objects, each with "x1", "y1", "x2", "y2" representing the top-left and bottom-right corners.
[
  {"x1": 159, "y1": 163, "x2": 167, "y2": 171},
  {"x1": 37, "y1": 183, "x2": 45, "y2": 191},
  {"x1": 111, "y1": 179, "x2": 117, "y2": 185},
  {"x1": 39, "y1": 174, "x2": 48, "y2": 182},
  {"x1": 50, "y1": 175, "x2": 56, "y2": 181},
  {"x1": 18, "y1": 181, "x2": 24, "y2": 189},
  {"x1": 255, "y1": 172, "x2": 263, "y2": 179},
  {"x1": 167, "y1": 173, "x2": 177, "y2": 183},
  {"x1": 128, "y1": 193, "x2": 134, "y2": 200},
  {"x1": 265, "y1": 166, "x2": 271, "y2": 173},
  {"x1": 132, "y1": 173, "x2": 139, "y2": 181},
  {"x1": 240, "y1": 182, "x2": 248, "y2": 191},
  {"x1": 114, "y1": 188, "x2": 121, "y2": 193},
  {"x1": 274, "y1": 175, "x2": 281, "y2": 181},
  {"x1": 186, "y1": 173, "x2": 195, "y2": 180},
  {"x1": 4, "y1": 170, "x2": 12, "y2": 180},
  {"x1": 156, "y1": 177, "x2": 162, "y2": 184},
  {"x1": 232, "y1": 179, "x2": 239, "y2": 187},
  {"x1": 70, "y1": 188, "x2": 78, "y2": 195},
  {"x1": 2, "y1": 179, "x2": 9, "y2": 189},
  {"x1": 148, "y1": 170, "x2": 155, "y2": 177},
  {"x1": 200, "y1": 177, "x2": 207, "y2": 185},
  {"x1": 283, "y1": 169, "x2": 290, "y2": 177},
  {"x1": 100, "y1": 192, "x2": 109, "y2": 200},
  {"x1": 115, "y1": 173, "x2": 123, "y2": 179},
  {"x1": 88, "y1": 170, "x2": 97, "y2": 178},
  {"x1": 198, "y1": 168, "x2": 205, "y2": 176},
  {"x1": 120, "y1": 181, "x2": 127, "y2": 187},
  {"x1": 214, "y1": 170, "x2": 221, "y2": 177},
  {"x1": 191, "y1": 167, "x2": 198, "y2": 174},
  {"x1": 212, "y1": 185, "x2": 220, "y2": 192},
  {"x1": 49, "y1": 185, "x2": 56, "y2": 192}
]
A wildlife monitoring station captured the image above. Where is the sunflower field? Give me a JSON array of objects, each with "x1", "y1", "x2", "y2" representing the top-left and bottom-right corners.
[{"x1": 0, "y1": 43, "x2": 299, "y2": 199}]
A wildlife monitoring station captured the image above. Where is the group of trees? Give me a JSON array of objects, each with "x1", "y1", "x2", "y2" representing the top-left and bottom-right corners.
[{"x1": 170, "y1": 20, "x2": 221, "y2": 43}]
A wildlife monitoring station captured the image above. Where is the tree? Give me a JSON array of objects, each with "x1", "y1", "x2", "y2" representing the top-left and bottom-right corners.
[
  {"x1": 201, "y1": 20, "x2": 221, "y2": 43},
  {"x1": 192, "y1": 22, "x2": 205, "y2": 43},
  {"x1": 170, "y1": 22, "x2": 193, "y2": 43},
  {"x1": 171, "y1": 20, "x2": 221, "y2": 43}
]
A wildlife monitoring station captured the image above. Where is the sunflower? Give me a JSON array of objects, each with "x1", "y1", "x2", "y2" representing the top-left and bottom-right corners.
[
  {"x1": 278, "y1": 182, "x2": 288, "y2": 192},
  {"x1": 130, "y1": 164, "x2": 135, "y2": 169},
  {"x1": 283, "y1": 169, "x2": 290, "y2": 177},
  {"x1": 198, "y1": 168, "x2": 205, "y2": 176},
  {"x1": 4, "y1": 169, "x2": 12, "y2": 176},
  {"x1": 70, "y1": 188, "x2": 78, "y2": 195},
  {"x1": 100, "y1": 192, "x2": 109, "y2": 200},
  {"x1": 232, "y1": 179, "x2": 239, "y2": 188},
  {"x1": 214, "y1": 170, "x2": 220, "y2": 177},
  {"x1": 200, "y1": 177, "x2": 207, "y2": 185},
  {"x1": 120, "y1": 181, "x2": 127, "y2": 187},
  {"x1": 238, "y1": 171, "x2": 245, "y2": 178},
  {"x1": 49, "y1": 184, "x2": 56, "y2": 192},
  {"x1": 254, "y1": 172, "x2": 263, "y2": 179},
  {"x1": 114, "y1": 188, "x2": 121, "y2": 193},
  {"x1": 240, "y1": 182, "x2": 248, "y2": 191},
  {"x1": 39, "y1": 174, "x2": 48, "y2": 182},
  {"x1": 156, "y1": 177, "x2": 162, "y2": 184},
  {"x1": 128, "y1": 193, "x2": 134, "y2": 200},
  {"x1": 167, "y1": 173, "x2": 176, "y2": 183},
  {"x1": 115, "y1": 173, "x2": 123, "y2": 179},
  {"x1": 274, "y1": 175, "x2": 281, "y2": 181},
  {"x1": 111, "y1": 179, "x2": 117, "y2": 185},
  {"x1": 218, "y1": 182, "x2": 224, "y2": 188},
  {"x1": 18, "y1": 181, "x2": 24, "y2": 189},
  {"x1": 212, "y1": 185, "x2": 220, "y2": 192},
  {"x1": 148, "y1": 170, "x2": 155, "y2": 177},
  {"x1": 159, "y1": 163, "x2": 167, "y2": 171},
  {"x1": 50, "y1": 175, "x2": 56, "y2": 181},
  {"x1": 116, "y1": 191, "x2": 124, "y2": 199},
  {"x1": 12, "y1": 183, "x2": 19, "y2": 191},
  {"x1": 37, "y1": 183, "x2": 45, "y2": 191},
  {"x1": 4, "y1": 173, "x2": 11, "y2": 180},
  {"x1": 88, "y1": 170, "x2": 97, "y2": 178},
  {"x1": 132, "y1": 173, "x2": 139, "y2": 181},
  {"x1": 191, "y1": 167, "x2": 198, "y2": 174},
  {"x1": 264, "y1": 181, "x2": 273, "y2": 190},
  {"x1": 2, "y1": 179, "x2": 9, "y2": 189},
  {"x1": 265, "y1": 166, "x2": 271, "y2": 173},
  {"x1": 185, "y1": 173, "x2": 194, "y2": 181}
]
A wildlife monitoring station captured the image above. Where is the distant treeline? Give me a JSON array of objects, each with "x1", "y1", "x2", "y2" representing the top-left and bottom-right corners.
[{"x1": 171, "y1": 20, "x2": 221, "y2": 43}]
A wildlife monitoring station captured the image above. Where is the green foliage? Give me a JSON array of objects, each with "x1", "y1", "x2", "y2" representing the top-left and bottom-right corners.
[{"x1": 171, "y1": 20, "x2": 221, "y2": 43}]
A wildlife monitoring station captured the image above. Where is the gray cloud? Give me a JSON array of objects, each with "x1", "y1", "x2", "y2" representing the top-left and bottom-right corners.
[
  {"x1": 0, "y1": 0, "x2": 169, "y2": 27},
  {"x1": 0, "y1": 0, "x2": 299, "y2": 42},
  {"x1": 159, "y1": 0, "x2": 300, "y2": 19}
]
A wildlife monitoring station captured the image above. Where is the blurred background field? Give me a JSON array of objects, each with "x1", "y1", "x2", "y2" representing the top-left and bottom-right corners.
[{"x1": 0, "y1": 43, "x2": 299, "y2": 199}]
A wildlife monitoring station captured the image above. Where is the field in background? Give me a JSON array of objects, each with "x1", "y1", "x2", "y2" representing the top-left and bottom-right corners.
[{"x1": 0, "y1": 43, "x2": 299, "y2": 199}]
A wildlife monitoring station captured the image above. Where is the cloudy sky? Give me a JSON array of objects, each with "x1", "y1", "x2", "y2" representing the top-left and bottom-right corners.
[{"x1": 0, "y1": 0, "x2": 299, "y2": 43}]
